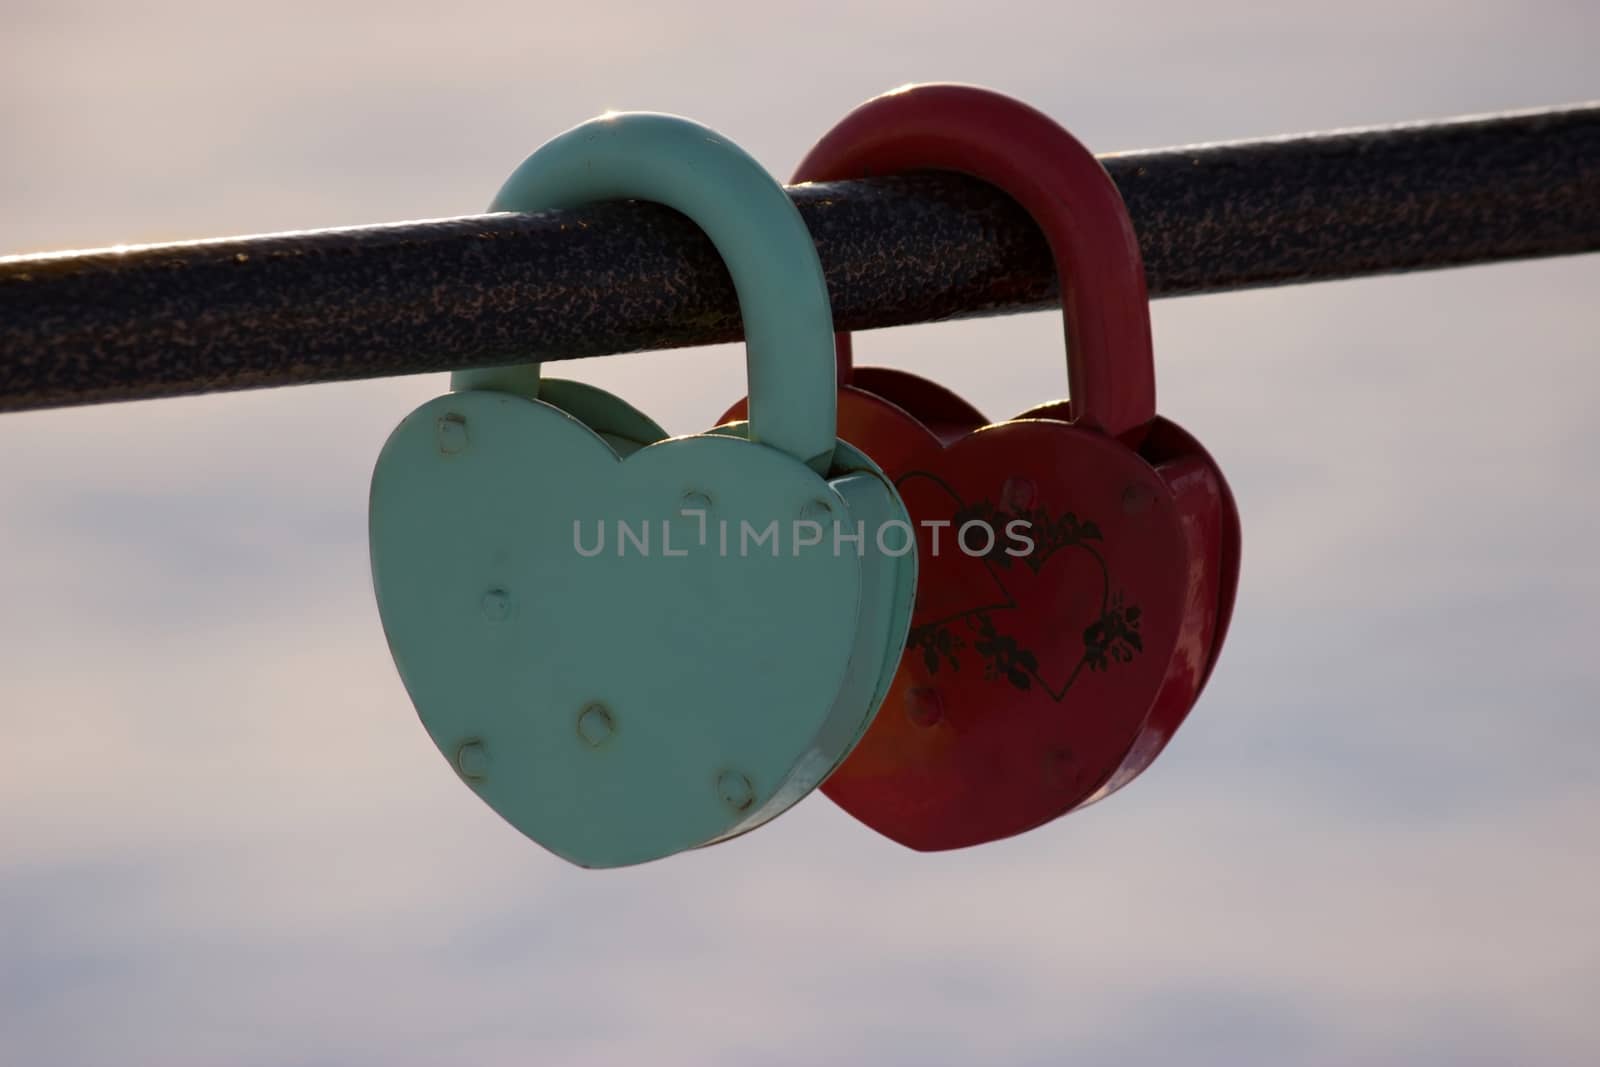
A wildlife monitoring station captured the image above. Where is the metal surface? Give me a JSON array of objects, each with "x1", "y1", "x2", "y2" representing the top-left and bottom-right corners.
[
  {"x1": 2, "y1": 103, "x2": 1597, "y2": 414},
  {"x1": 369, "y1": 113, "x2": 917, "y2": 869},
  {"x1": 718, "y1": 84, "x2": 1242, "y2": 851},
  {"x1": 369, "y1": 390, "x2": 898, "y2": 868}
]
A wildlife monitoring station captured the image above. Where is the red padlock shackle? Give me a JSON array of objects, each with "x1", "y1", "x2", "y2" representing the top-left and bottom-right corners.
[{"x1": 793, "y1": 84, "x2": 1156, "y2": 440}]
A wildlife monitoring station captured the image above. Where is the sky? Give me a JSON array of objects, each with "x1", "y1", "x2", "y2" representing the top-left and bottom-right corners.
[{"x1": 2, "y1": 1, "x2": 1598, "y2": 1064}]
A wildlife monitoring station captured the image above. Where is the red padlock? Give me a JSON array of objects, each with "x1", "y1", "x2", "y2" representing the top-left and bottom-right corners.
[{"x1": 721, "y1": 84, "x2": 1241, "y2": 850}]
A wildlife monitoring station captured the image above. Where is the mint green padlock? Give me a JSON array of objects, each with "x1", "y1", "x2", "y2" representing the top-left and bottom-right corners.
[{"x1": 368, "y1": 113, "x2": 916, "y2": 869}]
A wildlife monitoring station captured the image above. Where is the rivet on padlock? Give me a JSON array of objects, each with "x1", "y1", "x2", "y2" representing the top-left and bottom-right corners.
[
  {"x1": 715, "y1": 770, "x2": 756, "y2": 812},
  {"x1": 576, "y1": 703, "x2": 615, "y2": 748},
  {"x1": 454, "y1": 739, "x2": 489, "y2": 782},
  {"x1": 480, "y1": 588, "x2": 513, "y2": 621},
  {"x1": 435, "y1": 412, "x2": 469, "y2": 455},
  {"x1": 721, "y1": 84, "x2": 1241, "y2": 851}
]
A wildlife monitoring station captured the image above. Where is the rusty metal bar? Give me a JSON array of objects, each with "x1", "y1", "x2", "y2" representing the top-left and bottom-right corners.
[{"x1": 2, "y1": 102, "x2": 1597, "y2": 414}]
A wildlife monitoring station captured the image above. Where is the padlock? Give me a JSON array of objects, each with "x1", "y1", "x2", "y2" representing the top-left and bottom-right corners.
[
  {"x1": 370, "y1": 112, "x2": 916, "y2": 869},
  {"x1": 721, "y1": 84, "x2": 1240, "y2": 851}
]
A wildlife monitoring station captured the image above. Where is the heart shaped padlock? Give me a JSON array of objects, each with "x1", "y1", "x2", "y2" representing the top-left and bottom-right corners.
[
  {"x1": 371, "y1": 113, "x2": 916, "y2": 869},
  {"x1": 721, "y1": 85, "x2": 1241, "y2": 851}
]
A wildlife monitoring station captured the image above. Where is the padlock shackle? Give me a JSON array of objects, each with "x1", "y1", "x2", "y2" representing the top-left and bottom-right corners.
[
  {"x1": 792, "y1": 84, "x2": 1156, "y2": 440},
  {"x1": 456, "y1": 113, "x2": 838, "y2": 472}
]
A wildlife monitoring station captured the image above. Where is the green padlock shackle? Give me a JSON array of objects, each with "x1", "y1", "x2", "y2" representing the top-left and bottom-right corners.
[{"x1": 453, "y1": 112, "x2": 838, "y2": 472}]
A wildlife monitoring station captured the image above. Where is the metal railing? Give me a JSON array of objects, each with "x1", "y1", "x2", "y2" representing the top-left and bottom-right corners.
[{"x1": 2, "y1": 102, "x2": 1597, "y2": 414}]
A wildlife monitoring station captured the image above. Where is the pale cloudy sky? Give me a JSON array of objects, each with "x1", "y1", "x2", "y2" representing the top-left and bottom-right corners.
[{"x1": 2, "y1": 2, "x2": 1598, "y2": 1064}]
